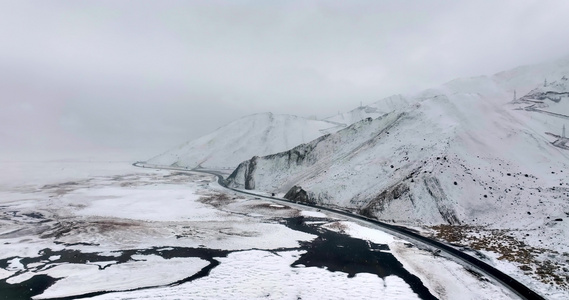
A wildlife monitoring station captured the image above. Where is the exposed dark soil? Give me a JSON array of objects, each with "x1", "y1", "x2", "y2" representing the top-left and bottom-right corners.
[{"x1": 430, "y1": 224, "x2": 569, "y2": 289}]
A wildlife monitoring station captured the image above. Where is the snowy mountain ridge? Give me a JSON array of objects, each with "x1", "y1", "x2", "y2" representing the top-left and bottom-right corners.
[
  {"x1": 147, "y1": 98, "x2": 419, "y2": 170},
  {"x1": 147, "y1": 112, "x2": 341, "y2": 169},
  {"x1": 323, "y1": 94, "x2": 412, "y2": 126}
]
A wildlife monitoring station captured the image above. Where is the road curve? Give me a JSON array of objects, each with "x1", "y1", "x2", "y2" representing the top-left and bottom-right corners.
[{"x1": 134, "y1": 162, "x2": 546, "y2": 300}]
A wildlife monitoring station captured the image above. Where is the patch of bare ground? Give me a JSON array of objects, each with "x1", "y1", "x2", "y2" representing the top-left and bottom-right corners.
[
  {"x1": 40, "y1": 180, "x2": 91, "y2": 196},
  {"x1": 429, "y1": 224, "x2": 569, "y2": 290},
  {"x1": 198, "y1": 193, "x2": 235, "y2": 208},
  {"x1": 111, "y1": 172, "x2": 207, "y2": 187},
  {"x1": 248, "y1": 203, "x2": 289, "y2": 210},
  {"x1": 327, "y1": 221, "x2": 349, "y2": 234},
  {"x1": 40, "y1": 219, "x2": 141, "y2": 239},
  {"x1": 161, "y1": 172, "x2": 208, "y2": 184}
]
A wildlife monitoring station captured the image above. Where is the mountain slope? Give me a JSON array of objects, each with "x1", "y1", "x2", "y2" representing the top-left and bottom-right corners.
[
  {"x1": 226, "y1": 58, "x2": 569, "y2": 233},
  {"x1": 323, "y1": 94, "x2": 412, "y2": 126},
  {"x1": 147, "y1": 113, "x2": 338, "y2": 169}
]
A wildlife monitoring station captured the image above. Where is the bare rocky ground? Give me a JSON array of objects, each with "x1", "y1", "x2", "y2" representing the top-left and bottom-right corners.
[{"x1": 428, "y1": 224, "x2": 569, "y2": 291}]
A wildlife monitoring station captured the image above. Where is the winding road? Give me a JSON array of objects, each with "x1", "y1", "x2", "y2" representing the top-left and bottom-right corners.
[{"x1": 133, "y1": 162, "x2": 546, "y2": 300}]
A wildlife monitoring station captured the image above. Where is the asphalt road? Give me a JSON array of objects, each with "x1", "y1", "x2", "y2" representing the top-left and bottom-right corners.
[{"x1": 133, "y1": 162, "x2": 546, "y2": 300}]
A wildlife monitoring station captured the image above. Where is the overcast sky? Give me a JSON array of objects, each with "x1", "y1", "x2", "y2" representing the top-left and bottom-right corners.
[{"x1": 2, "y1": 0, "x2": 569, "y2": 160}]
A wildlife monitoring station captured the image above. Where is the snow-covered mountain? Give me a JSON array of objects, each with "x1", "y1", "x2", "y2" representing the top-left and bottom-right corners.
[
  {"x1": 147, "y1": 86, "x2": 419, "y2": 170},
  {"x1": 509, "y1": 76, "x2": 569, "y2": 127},
  {"x1": 147, "y1": 113, "x2": 339, "y2": 169},
  {"x1": 227, "y1": 57, "x2": 569, "y2": 235},
  {"x1": 323, "y1": 94, "x2": 411, "y2": 126}
]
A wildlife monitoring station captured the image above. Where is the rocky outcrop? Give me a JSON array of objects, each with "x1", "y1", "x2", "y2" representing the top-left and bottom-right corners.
[
  {"x1": 262, "y1": 133, "x2": 331, "y2": 167},
  {"x1": 359, "y1": 183, "x2": 411, "y2": 219},
  {"x1": 225, "y1": 133, "x2": 332, "y2": 190},
  {"x1": 284, "y1": 186, "x2": 313, "y2": 204},
  {"x1": 423, "y1": 177, "x2": 460, "y2": 225},
  {"x1": 226, "y1": 156, "x2": 258, "y2": 189},
  {"x1": 244, "y1": 157, "x2": 258, "y2": 190}
]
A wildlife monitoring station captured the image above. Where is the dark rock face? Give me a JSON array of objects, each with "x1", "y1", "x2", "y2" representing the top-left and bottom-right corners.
[
  {"x1": 226, "y1": 156, "x2": 258, "y2": 190},
  {"x1": 226, "y1": 134, "x2": 332, "y2": 190},
  {"x1": 284, "y1": 186, "x2": 313, "y2": 204},
  {"x1": 358, "y1": 168, "x2": 460, "y2": 225},
  {"x1": 359, "y1": 183, "x2": 411, "y2": 218},
  {"x1": 225, "y1": 164, "x2": 244, "y2": 188},
  {"x1": 263, "y1": 134, "x2": 331, "y2": 168},
  {"x1": 244, "y1": 156, "x2": 258, "y2": 190},
  {"x1": 535, "y1": 91, "x2": 569, "y2": 102},
  {"x1": 423, "y1": 176, "x2": 460, "y2": 225}
]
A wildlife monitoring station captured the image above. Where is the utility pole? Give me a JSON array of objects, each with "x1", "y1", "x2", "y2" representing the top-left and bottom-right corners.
[
  {"x1": 513, "y1": 90, "x2": 517, "y2": 101},
  {"x1": 563, "y1": 125, "x2": 566, "y2": 138}
]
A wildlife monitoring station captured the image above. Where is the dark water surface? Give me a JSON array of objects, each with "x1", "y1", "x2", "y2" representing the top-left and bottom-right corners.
[
  {"x1": 284, "y1": 216, "x2": 438, "y2": 300},
  {"x1": 0, "y1": 275, "x2": 58, "y2": 300}
]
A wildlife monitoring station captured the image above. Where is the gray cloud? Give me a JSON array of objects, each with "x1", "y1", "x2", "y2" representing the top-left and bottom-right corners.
[{"x1": 2, "y1": 0, "x2": 569, "y2": 160}]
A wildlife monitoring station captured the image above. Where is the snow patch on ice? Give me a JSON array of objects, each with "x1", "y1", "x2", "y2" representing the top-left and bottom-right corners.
[
  {"x1": 323, "y1": 221, "x2": 394, "y2": 245},
  {"x1": 87, "y1": 250, "x2": 421, "y2": 300},
  {"x1": 34, "y1": 255, "x2": 209, "y2": 299},
  {"x1": 300, "y1": 210, "x2": 327, "y2": 218}
]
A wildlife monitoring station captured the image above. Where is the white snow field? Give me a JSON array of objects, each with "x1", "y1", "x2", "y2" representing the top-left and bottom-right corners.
[
  {"x1": 147, "y1": 113, "x2": 342, "y2": 169},
  {"x1": 0, "y1": 161, "x2": 515, "y2": 299}
]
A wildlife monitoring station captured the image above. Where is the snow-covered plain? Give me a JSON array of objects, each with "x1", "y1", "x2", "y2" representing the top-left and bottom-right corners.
[{"x1": 0, "y1": 161, "x2": 516, "y2": 299}]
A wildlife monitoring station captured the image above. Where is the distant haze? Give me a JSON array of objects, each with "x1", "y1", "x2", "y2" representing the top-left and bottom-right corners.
[{"x1": 2, "y1": 0, "x2": 569, "y2": 160}]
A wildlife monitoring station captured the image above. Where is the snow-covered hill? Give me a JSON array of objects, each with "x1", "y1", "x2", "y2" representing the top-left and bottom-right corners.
[
  {"x1": 146, "y1": 113, "x2": 338, "y2": 169},
  {"x1": 227, "y1": 57, "x2": 569, "y2": 232},
  {"x1": 226, "y1": 60, "x2": 569, "y2": 295},
  {"x1": 147, "y1": 87, "x2": 417, "y2": 170},
  {"x1": 323, "y1": 94, "x2": 412, "y2": 126}
]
